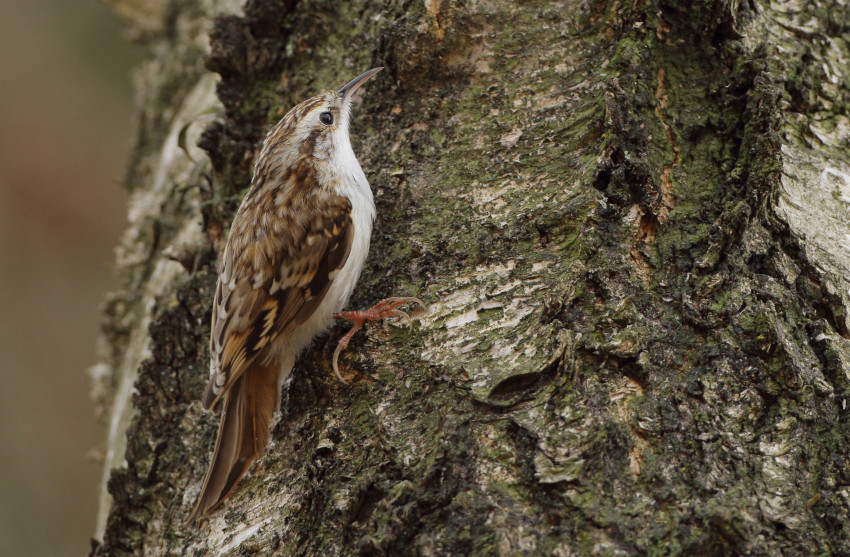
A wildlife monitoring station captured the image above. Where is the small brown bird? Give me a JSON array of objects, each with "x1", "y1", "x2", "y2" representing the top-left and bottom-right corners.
[{"x1": 188, "y1": 68, "x2": 419, "y2": 522}]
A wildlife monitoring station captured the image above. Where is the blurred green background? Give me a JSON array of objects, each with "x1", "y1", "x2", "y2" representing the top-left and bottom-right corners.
[{"x1": 0, "y1": 0, "x2": 137, "y2": 555}]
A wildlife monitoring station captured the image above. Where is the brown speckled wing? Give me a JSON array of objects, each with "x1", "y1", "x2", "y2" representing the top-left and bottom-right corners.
[{"x1": 202, "y1": 190, "x2": 353, "y2": 410}]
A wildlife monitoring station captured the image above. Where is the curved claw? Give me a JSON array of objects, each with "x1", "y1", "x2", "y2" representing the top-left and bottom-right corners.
[
  {"x1": 332, "y1": 344, "x2": 350, "y2": 384},
  {"x1": 391, "y1": 309, "x2": 413, "y2": 328},
  {"x1": 385, "y1": 297, "x2": 426, "y2": 309},
  {"x1": 330, "y1": 296, "x2": 426, "y2": 384}
]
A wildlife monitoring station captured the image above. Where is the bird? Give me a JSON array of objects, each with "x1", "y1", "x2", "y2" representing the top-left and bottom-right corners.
[{"x1": 188, "y1": 68, "x2": 421, "y2": 522}]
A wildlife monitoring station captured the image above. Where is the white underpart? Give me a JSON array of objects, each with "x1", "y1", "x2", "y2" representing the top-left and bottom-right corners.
[{"x1": 274, "y1": 101, "x2": 376, "y2": 394}]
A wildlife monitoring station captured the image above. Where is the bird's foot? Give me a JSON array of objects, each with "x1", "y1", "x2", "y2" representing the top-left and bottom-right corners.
[{"x1": 332, "y1": 297, "x2": 425, "y2": 383}]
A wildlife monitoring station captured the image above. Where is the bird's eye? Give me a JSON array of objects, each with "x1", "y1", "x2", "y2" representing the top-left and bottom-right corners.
[{"x1": 319, "y1": 111, "x2": 333, "y2": 125}]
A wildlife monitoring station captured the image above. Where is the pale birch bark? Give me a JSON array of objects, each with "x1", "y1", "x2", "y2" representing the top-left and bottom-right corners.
[{"x1": 91, "y1": 1, "x2": 850, "y2": 555}]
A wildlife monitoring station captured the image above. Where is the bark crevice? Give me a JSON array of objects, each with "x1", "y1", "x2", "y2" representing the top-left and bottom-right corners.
[{"x1": 92, "y1": 1, "x2": 850, "y2": 555}]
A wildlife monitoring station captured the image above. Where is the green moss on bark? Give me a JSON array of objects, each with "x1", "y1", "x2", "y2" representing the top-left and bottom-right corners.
[{"x1": 95, "y1": 0, "x2": 850, "y2": 555}]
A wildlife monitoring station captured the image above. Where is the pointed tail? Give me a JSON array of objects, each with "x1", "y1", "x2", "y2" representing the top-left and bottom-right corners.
[{"x1": 188, "y1": 360, "x2": 280, "y2": 523}]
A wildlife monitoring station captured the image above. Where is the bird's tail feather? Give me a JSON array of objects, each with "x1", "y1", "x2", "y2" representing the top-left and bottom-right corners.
[{"x1": 188, "y1": 360, "x2": 279, "y2": 523}]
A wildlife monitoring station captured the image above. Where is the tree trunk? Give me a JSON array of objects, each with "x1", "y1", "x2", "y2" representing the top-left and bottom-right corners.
[{"x1": 91, "y1": 0, "x2": 850, "y2": 555}]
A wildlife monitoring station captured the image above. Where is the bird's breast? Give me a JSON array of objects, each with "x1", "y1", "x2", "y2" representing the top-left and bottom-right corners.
[{"x1": 329, "y1": 167, "x2": 375, "y2": 311}]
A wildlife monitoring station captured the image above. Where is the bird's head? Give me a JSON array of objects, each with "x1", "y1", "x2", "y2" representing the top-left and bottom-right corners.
[{"x1": 264, "y1": 67, "x2": 382, "y2": 165}]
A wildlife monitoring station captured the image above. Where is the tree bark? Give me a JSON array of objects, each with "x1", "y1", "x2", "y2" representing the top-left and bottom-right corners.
[{"x1": 91, "y1": 0, "x2": 850, "y2": 555}]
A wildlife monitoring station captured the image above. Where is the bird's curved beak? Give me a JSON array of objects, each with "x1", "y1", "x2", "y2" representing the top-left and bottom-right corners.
[{"x1": 338, "y1": 67, "x2": 383, "y2": 104}]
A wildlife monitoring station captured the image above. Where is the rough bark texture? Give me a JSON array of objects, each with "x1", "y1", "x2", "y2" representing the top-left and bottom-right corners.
[{"x1": 92, "y1": 0, "x2": 850, "y2": 555}]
